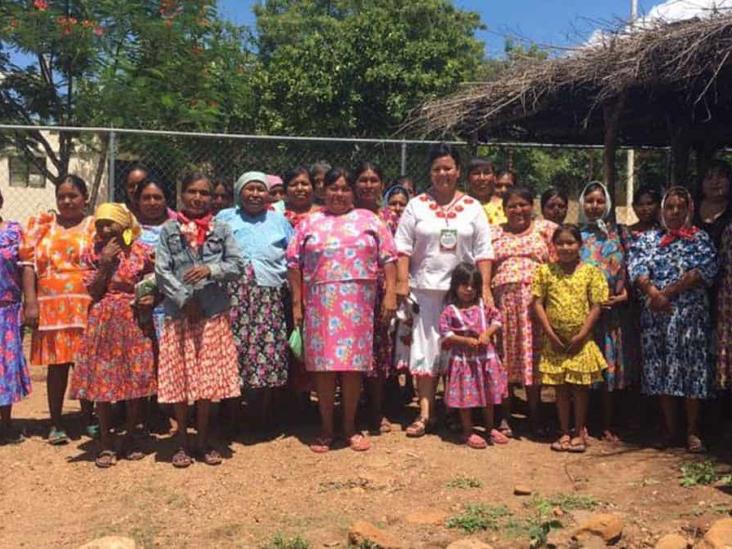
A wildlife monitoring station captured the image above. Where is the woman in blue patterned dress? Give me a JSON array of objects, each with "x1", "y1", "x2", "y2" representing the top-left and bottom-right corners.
[
  {"x1": 628, "y1": 186, "x2": 719, "y2": 453},
  {"x1": 578, "y1": 182, "x2": 628, "y2": 442},
  {"x1": 0, "y1": 189, "x2": 32, "y2": 443}
]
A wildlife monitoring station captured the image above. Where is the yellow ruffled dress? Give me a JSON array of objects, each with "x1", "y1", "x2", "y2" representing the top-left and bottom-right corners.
[{"x1": 531, "y1": 263, "x2": 609, "y2": 385}]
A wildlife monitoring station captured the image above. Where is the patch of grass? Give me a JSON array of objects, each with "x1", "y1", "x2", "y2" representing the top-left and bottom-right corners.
[
  {"x1": 317, "y1": 478, "x2": 368, "y2": 492},
  {"x1": 446, "y1": 475, "x2": 483, "y2": 489},
  {"x1": 679, "y1": 460, "x2": 732, "y2": 487},
  {"x1": 504, "y1": 516, "x2": 564, "y2": 548},
  {"x1": 528, "y1": 493, "x2": 599, "y2": 515},
  {"x1": 446, "y1": 503, "x2": 512, "y2": 533},
  {"x1": 263, "y1": 534, "x2": 311, "y2": 549},
  {"x1": 349, "y1": 541, "x2": 379, "y2": 549}
]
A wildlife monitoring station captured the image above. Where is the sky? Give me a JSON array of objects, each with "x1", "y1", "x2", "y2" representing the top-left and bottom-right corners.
[{"x1": 218, "y1": 0, "x2": 677, "y2": 57}]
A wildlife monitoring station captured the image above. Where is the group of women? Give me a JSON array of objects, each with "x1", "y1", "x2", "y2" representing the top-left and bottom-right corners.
[{"x1": 0, "y1": 144, "x2": 731, "y2": 465}]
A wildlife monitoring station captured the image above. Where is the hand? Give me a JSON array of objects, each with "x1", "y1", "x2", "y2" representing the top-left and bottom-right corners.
[
  {"x1": 183, "y1": 298, "x2": 203, "y2": 323},
  {"x1": 547, "y1": 330, "x2": 565, "y2": 353},
  {"x1": 478, "y1": 329, "x2": 496, "y2": 346},
  {"x1": 381, "y1": 291, "x2": 397, "y2": 324},
  {"x1": 292, "y1": 302, "x2": 303, "y2": 328},
  {"x1": 99, "y1": 239, "x2": 122, "y2": 268},
  {"x1": 396, "y1": 280, "x2": 410, "y2": 305},
  {"x1": 183, "y1": 265, "x2": 211, "y2": 285},
  {"x1": 465, "y1": 337, "x2": 481, "y2": 350},
  {"x1": 566, "y1": 332, "x2": 586, "y2": 355},
  {"x1": 22, "y1": 299, "x2": 39, "y2": 328},
  {"x1": 136, "y1": 295, "x2": 155, "y2": 308},
  {"x1": 648, "y1": 288, "x2": 672, "y2": 313}
]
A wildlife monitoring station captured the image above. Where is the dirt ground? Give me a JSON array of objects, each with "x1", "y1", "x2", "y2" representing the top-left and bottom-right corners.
[{"x1": 1, "y1": 368, "x2": 732, "y2": 549}]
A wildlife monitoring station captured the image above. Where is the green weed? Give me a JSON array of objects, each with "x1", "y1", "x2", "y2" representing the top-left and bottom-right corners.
[
  {"x1": 446, "y1": 475, "x2": 483, "y2": 489},
  {"x1": 446, "y1": 503, "x2": 512, "y2": 533},
  {"x1": 528, "y1": 493, "x2": 599, "y2": 515},
  {"x1": 679, "y1": 460, "x2": 731, "y2": 487},
  {"x1": 263, "y1": 534, "x2": 311, "y2": 549}
]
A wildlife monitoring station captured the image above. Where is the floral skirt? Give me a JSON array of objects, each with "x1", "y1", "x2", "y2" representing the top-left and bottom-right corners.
[
  {"x1": 304, "y1": 281, "x2": 376, "y2": 373},
  {"x1": 229, "y1": 266, "x2": 289, "y2": 389},
  {"x1": 30, "y1": 328, "x2": 84, "y2": 366},
  {"x1": 445, "y1": 346, "x2": 507, "y2": 408},
  {"x1": 0, "y1": 302, "x2": 31, "y2": 406},
  {"x1": 494, "y1": 283, "x2": 541, "y2": 386},
  {"x1": 538, "y1": 324, "x2": 607, "y2": 386},
  {"x1": 157, "y1": 313, "x2": 241, "y2": 403},
  {"x1": 70, "y1": 295, "x2": 156, "y2": 402},
  {"x1": 366, "y1": 279, "x2": 395, "y2": 379}
]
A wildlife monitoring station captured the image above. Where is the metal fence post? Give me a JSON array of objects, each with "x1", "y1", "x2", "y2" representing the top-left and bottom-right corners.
[
  {"x1": 107, "y1": 130, "x2": 116, "y2": 202},
  {"x1": 400, "y1": 140, "x2": 407, "y2": 175}
]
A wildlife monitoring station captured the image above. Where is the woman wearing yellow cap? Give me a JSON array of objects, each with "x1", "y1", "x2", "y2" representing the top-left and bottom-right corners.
[{"x1": 70, "y1": 203, "x2": 157, "y2": 468}]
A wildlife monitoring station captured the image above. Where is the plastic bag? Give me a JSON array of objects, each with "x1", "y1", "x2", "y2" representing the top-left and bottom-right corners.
[{"x1": 288, "y1": 327, "x2": 303, "y2": 360}]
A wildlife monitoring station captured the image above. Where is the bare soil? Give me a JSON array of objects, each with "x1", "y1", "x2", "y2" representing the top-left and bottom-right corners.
[{"x1": 1, "y1": 369, "x2": 731, "y2": 548}]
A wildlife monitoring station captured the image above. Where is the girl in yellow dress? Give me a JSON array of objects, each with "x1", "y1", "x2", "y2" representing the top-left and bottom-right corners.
[{"x1": 531, "y1": 224, "x2": 608, "y2": 452}]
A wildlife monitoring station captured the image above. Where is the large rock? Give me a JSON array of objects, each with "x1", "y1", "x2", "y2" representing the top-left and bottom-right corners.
[
  {"x1": 696, "y1": 518, "x2": 732, "y2": 549},
  {"x1": 348, "y1": 520, "x2": 404, "y2": 549},
  {"x1": 655, "y1": 533, "x2": 690, "y2": 549},
  {"x1": 446, "y1": 539, "x2": 494, "y2": 549},
  {"x1": 79, "y1": 537, "x2": 136, "y2": 549},
  {"x1": 573, "y1": 513, "x2": 624, "y2": 544}
]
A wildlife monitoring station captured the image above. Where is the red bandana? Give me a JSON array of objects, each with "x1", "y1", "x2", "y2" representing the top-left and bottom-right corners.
[
  {"x1": 659, "y1": 226, "x2": 699, "y2": 248},
  {"x1": 177, "y1": 211, "x2": 213, "y2": 250}
]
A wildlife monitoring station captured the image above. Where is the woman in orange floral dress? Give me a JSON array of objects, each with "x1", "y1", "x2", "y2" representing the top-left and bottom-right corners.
[{"x1": 20, "y1": 175, "x2": 96, "y2": 445}]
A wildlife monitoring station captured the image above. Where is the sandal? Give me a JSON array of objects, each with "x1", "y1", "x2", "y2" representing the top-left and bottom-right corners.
[
  {"x1": 489, "y1": 428, "x2": 510, "y2": 445},
  {"x1": 379, "y1": 417, "x2": 392, "y2": 434},
  {"x1": 95, "y1": 449, "x2": 117, "y2": 468},
  {"x1": 309, "y1": 436, "x2": 333, "y2": 454},
  {"x1": 462, "y1": 433, "x2": 487, "y2": 449},
  {"x1": 196, "y1": 446, "x2": 223, "y2": 465},
  {"x1": 568, "y1": 436, "x2": 587, "y2": 453},
  {"x1": 687, "y1": 434, "x2": 707, "y2": 454},
  {"x1": 601, "y1": 430, "x2": 620, "y2": 444},
  {"x1": 172, "y1": 447, "x2": 193, "y2": 468},
  {"x1": 121, "y1": 438, "x2": 145, "y2": 461},
  {"x1": 498, "y1": 419, "x2": 514, "y2": 439},
  {"x1": 86, "y1": 423, "x2": 101, "y2": 439},
  {"x1": 551, "y1": 434, "x2": 571, "y2": 452},
  {"x1": 48, "y1": 427, "x2": 69, "y2": 446},
  {"x1": 348, "y1": 433, "x2": 371, "y2": 452},
  {"x1": 406, "y1": 417, "x2": 428, "y2": 438}
]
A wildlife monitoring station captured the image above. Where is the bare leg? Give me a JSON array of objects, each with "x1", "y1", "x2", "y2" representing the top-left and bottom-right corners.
[
  {"x1": 572, "y1": 385, "x2": 590, "y2": 440},
  {"x1": 459, "y1": 408, "x2": 474, "y2": 438},
  {"x1": 173, "y1": 402, "x2": 189, "y2": 449},
  {"x1": 195, "y1": 399, "x2": 212, "y2": 450},
  {"x1": 555, "y1": 385, "x2": 571, "y2": 435},
  {"x1": 0, "y1": 405, "x2": 10, "y2": 430},
  {"x1": 686, "y1": 398, "x2": 701, "y2": 436},
  {"x1": 527, "y1": 384, "x2": 541, "y2": 431},
  {"x1": 342, "y1": 372, "x2": 362, "y2": 437},
  {"x1": 482, "y1": 404, "x2": 495, "y2": 432},
  {"x1": 96, "y1": 402, "x2": 114, "y2": 451},
  {"x1": 47, "y1": 364, "x2": 71, "y2": 430},
  {"x1": 314, "y1": 372, "x2": 337, "y2": 439},
  {"x1": 416, "y1": 375, "x2": 436, "y2": 422},
  {"x1": 659, "y1": 395, "x2": 677, "y2": 440},
  {"x1": 366, "y1": 375, "x2": 384, "y2": 429},
  {"x1": 602, "y1": 388, "x2": 618, "y2": 440}
]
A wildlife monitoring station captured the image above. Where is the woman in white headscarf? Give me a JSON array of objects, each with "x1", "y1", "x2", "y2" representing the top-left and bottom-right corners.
[{"x1": 578, "y1": 181, "x2": 629, "y2": 443}]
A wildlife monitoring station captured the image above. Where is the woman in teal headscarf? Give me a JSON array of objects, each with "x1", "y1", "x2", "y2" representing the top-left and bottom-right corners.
[{"x1": 216, "y1": 171, "x2": 295, "y2": 428}]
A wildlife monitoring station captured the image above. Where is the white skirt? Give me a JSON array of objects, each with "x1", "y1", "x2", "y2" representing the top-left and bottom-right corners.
[{"x1": 409, "y1": 288, "x2": 448, "y2": 377}]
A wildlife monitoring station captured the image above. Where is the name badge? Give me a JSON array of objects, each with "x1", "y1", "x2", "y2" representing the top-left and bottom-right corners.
[{"x1": 439, "y1": 229, "x2": 458, "y2": 252}]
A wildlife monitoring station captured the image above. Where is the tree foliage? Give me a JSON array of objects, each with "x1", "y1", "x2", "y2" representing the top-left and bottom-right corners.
[{"x1": 252, "y1": 0, "x2": 485, "y2": 137}]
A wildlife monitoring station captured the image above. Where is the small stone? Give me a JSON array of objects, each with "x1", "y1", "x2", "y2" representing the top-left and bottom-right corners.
[
  {"x1": 654, "y1": 533, "x2": 690, "y2": 549},
  {"x1": 575, "y1": 533, "x2": 608, "y2": 549},
  {"x1": 405, "y1": 510, "x2": 449, "y2": 526},
  {"x1": 513, "y1": 484, "x2": 532, "y2": 496},
  {"x1": 553, "y1": 506, "x2": 565, "y2": 518},
  {"x1": 573, "y1": 513, "x2": 624, "y2": 544},
  {"x1": 446, "y1": 538, "x2": 494, "y2": 549},
  {"x1": 348, "y1": 521, "x2": 403, "y2": 549},
  {"x1": 696, "y1": 518, "x2": 732, "y2": 549},
  {"x1": 78, "y1": 537, "x2": 137, "y2": 549}
]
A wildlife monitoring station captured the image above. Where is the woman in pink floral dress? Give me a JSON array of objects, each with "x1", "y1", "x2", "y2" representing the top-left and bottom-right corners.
[
  {"x1": 490, "y1": 187, "x2": 556, "y2": 437},
  {"x1": 353, "y1": 161, "x2": 400, "y2": 434},
  {"x1": 287, "y1": 168, "x2": 397, "y2": 453}
]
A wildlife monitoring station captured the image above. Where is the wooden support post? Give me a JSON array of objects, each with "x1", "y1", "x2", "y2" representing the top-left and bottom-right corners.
[{"x1": 603, "y1": 95, "x2": 625, "y2": 221}]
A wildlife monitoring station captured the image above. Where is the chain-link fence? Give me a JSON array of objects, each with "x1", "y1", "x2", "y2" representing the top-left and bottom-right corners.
[{"x1": 0, "y1": 125, "x2": 474, "y2": 221}]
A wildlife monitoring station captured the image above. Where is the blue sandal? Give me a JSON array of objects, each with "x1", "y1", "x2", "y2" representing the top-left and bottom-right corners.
[{"x1": 48, "y1": 427, "x2": 69, "y2": 446}]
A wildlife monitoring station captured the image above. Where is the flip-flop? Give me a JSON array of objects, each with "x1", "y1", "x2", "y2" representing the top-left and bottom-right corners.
[
  {"x1": 172, "y1": 447, "x2": 193, "y2": 468},
  {"x1": 687, "y1": 434, "x2": 706, "y2": 454},
  {"x1": 121, "y1": 439, "x2": 145, "y2": 461},
  {"x1": 379, "y1": 417, "x2": 392, "y2": 434},
  {"x1": 406, "y1": 417, "x2": 428, "y2": 438},
  {"x1": 550, "y1": 435, "x2": 571, "y2": 452},
  {"x1": 196, "y1": 446, "x2": 223, "y2": 465},
  {"x1": 489, "y1": 428, "x2": 510, "y2": 445},
  {"x1": 95, "y1": 450, "x2": 117, "y2": 468},
  {"x1": 48, "y1": 427, "x2": 69, "y2": 446},
  {"x1": 462, "y1": 433, "x2": 487, "y2": 449},
  {"x1": 498, "y1": 420, "x2": 513, "y2": 439},
  {"x1": 309, "y1": 436, "x2": 333, "y2": 454},
  {"x1": 568, "y1": 437, "x2": 587, "y2": 453},
  {"x1": 86, "y1": 423, "x2": 101, "y2": 439},
  {"x1": 348, "y1": 433, "x2": 371, "y2": 452},
  {"x1": 601, "y1": 430, "x2": 620, "y2": 444}
]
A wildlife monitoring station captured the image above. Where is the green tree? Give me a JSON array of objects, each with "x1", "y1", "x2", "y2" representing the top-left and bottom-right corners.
[
  {"x1": 0, "y1": 0, "x2": 254, "y2": 184},
  {"x1": 253, "y1": 0, "x2": 485, "y2": 137}
]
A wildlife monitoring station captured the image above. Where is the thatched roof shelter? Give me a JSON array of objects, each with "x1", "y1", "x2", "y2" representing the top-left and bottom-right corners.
[{"x1": 410, "y1": 14, "x2": 732, "y2": 188}]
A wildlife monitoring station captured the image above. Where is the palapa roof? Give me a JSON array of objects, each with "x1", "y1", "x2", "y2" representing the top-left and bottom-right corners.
[{"x1": 410, "y1": 15, "x2": 732, "y2": 147}]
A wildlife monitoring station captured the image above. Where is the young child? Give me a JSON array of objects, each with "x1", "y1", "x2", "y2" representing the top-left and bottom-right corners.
[
  {"x1": 439, "y1": 262, "x2": 507, "y2": 449},
  {"x1": 531, "y1": 224, "x2": 609, "y2": 453}
]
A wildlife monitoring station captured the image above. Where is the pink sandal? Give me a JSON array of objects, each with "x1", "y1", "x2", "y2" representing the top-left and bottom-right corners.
[
  {"x1": 462, "y1": 433, "x2": 487, "y2": 449},
  {"x1": 349, "y1": 433, "x2": 371, "y2": 452},
  {"x1": 309, "y1": 436, "x2": 333, "y2": 454},
  {"x1": 489, "y1": 429, "x2": 510, "y2": 445}
]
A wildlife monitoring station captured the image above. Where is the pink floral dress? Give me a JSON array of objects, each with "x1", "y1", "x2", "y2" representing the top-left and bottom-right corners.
[
  {"x1": 286, "y1": 209, "x2": 397, "y2": 372},
  {"x1": 491, "y1": 219, "x2": 556, "y2": 386}
]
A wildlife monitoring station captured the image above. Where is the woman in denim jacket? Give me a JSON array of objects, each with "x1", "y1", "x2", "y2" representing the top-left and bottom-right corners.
[{"x1": 155, "y1": 172, "x2": 245, "y2": 468}]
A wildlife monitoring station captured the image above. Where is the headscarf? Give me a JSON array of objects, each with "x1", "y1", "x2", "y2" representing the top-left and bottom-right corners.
[
  {"x1": 266, "y1": 174, "x2": 284, "y2": 191},
  {"x1": 94, "y1": 202, "x2": 141, "y2": 245},
  {"x1": 659, "y1": 186, "x2": 699, "y2": 247},
  {"x1": 177, "y1": 210, "x2": 213, "y2": 251},
  {"x1": 234, "y1": 171, "x2": 267, "y2": 207},
  {"x1": 578, "y1": 181, "x2": 612, "y2": 235},
  {"x1": 383, "y1": 184, "x2": 410, "y2": 203}
]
